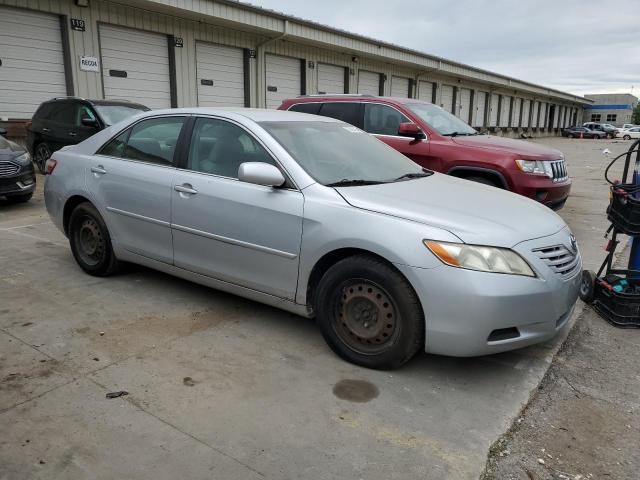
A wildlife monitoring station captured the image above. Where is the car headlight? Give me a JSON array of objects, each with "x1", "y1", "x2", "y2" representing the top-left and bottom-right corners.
[
  {"x1": 14, "y1": 152, "x2": 32, "y2": 166},
  {"x1": 424, "y1": 240, "x2": 536, "y2": 277},
  {"x1": 515, "y1": 159, "x2": 553, "y2": 178}
]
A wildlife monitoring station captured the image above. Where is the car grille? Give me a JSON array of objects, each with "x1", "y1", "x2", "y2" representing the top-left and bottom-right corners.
[
  {"x1": 533, "y1": 245, "x2": 581, "y2": 278},
  {"x1": 549, "y1": 159, "x2": 568, "y2": 183},
  {"x1": 0, "y1": 161, "x2": 19, "y2": 177}
]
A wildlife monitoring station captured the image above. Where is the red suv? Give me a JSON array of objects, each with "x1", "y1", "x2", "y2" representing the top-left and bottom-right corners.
[{"x1": 278, "y1": 96, "x2": 571, "y2": 210}]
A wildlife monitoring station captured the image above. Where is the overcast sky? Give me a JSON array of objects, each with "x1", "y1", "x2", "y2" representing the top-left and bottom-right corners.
[{"x1": 251, "y1": 0, "x2": 638, "y2": 97}]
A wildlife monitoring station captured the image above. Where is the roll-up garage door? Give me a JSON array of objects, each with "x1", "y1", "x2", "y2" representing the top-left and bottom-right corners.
[
  {"x1": 418, "y1": 81, "x2": 434, "y2": 103},
  {"x1": 457, "y1": 88, "x2": 472, "y2": 123},
  {"x1": 441, "y1": 85, "x2": 454, "y2": 113},
  {"x1": 490, "y1": 94, "x2": 499, "y2": 126},
  {"x1": 475, "y1": 91, "x2": 487, "y2": 127},
  {"x1": 0, "y1": 7, "x2": 67, "y2": 119},
  {"x1": 100, "y1": 25, "x2": 171, "y2": 109},
  {"x1": 500, "y1": 96, "x2": 511, "y2": 127},
  {"x1": 265, "y1": 54, "x2": 302, "y2": 109},
  {"x1": 196, "y1": 42, "x2": 245, "y2": 107},
  {"x1": 532, "y1": 101, "x2": 539, "y2": 127},
  {"x1": 317, "y1": 63, "x2": 345, "y2": 94},
  {"x1": 522, "y1": 100, "x2": 531, "y2": 127},
  {"x1": 358, "y1": 70, "x2": 381, "y2": 96},
  {"x1": 512, "y1": 98, "x2": 522, "y2": 127},
  {"x1": 391, "y1": 76, "x2": 410, "y2": 98}
]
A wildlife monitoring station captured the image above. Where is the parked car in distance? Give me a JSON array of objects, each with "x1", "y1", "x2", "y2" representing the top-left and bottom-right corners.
[
  {"x1": 44, "y1": 108, "x2": 581, "y2": 369},
  {"x1": 622, "y1": 123, "x2": 638, "y2": 130},
  {"x1": 279, "y1": 95, "x2": 571, "y2": 210},
  {"x1": 583, "y1": 122, "x2": 616, "y2": 139},
  {"x1": 0, "y1": 128, "x2": 36, "y2": 203},
  {"x1": 615, "y1": 126, "x2": 640, "y2": 140},
  {"x1": 26, "y1": 97, "x2": 149, "y2": 173},
  {"x1": 562, "y1": 126, "x2": 606, "y2": 139}
]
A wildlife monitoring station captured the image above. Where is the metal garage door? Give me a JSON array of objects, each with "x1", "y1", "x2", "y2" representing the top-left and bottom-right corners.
[
  {"x1": 358, "y1": 70, "x2": 381, "y2": 96},
  {"x1": 457, "y1": 88, "x2": 472, "y2": 122},
  {"x1": 0, "y1": 7, "x2": 67, "y2": 119},
  {"x1": 522, "y1": 100, "x2": 531, "y2": 127},
  {"x1": 512, "y1": 98, "x2": 522, "y2": 127},
  {"x1": 317, "y1": 63, "x2": 345, "y2": 94},
  {"x1": 196, "y1": 42, "x2": 245, "y2": 107},
  {"x1": 441, "y1": 85, "x2": 454, "y2": 113},
  {"x1": 532, "y1": 101, "x2": 540, "y2": 127},
  {"x1": 100, "y1": 25, "x2": 171, "y2": 109},
  {"x1": 500, "y1": 96, "x2": 511, "y2": 127},
  {"x1": 490, "y1": 94, "x2": 499, "y2": 126},
  {"x1": 391, "y1": 76, "x2": 410, "y2": 98},
  {"x1": 418, "y1": 81, "x2": 434, "y2": 103},
  {"x1": 475, "y1": 91, "x2": 487, "y2": 127},
  {"x1": 265, "y1": 54, "x2": 301, "y2": 109}
]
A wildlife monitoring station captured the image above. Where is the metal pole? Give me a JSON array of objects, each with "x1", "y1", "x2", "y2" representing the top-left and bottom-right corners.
[{"x1": 629, "y1": 142, "x2": 640, "y2": 279}]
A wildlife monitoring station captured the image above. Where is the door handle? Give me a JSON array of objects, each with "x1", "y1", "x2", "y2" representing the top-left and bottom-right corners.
[
  {"x1": 69, "y1": 132, "x2": 77, "y2": 137},
  {"x1": 91, "y1": 166, "x2": 107, "y2": 175},
  {"x1": 174, "y1": 184, "x2": 198, "y2": 195},
  {"x1": 42, "y1": 128, "x2": 50, "y2": 133}
]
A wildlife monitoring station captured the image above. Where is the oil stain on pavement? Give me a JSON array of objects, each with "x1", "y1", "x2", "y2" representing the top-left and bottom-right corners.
[{"x1": 332, "y1": 379, "x2": 379, "y2": 402}]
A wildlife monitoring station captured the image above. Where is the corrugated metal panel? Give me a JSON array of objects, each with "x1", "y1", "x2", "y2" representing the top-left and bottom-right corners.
[
  {"x1": 0, "y1": 6, "x2": 67, "y2": 119},
  {"x1": 196, "y1": 42, "x2": 245, "y2": 107},
  {"x1": 317, "y1": 63, "x2": 345, "y2": 94},
  {"x1": 265, "y1": 54, "x2": 301, "y2": 109},
  {"x1": 475, "y1": 91, "x2": 487, "y2": 127},
  {"x1": 440, "y1": 85, "x2": 454, "y2": 113},
  {"x1": 500, "y1": 95, "x2": 511, "y2": 127},
  {"x1": 418, "y1": 81, "x2": 434, "y2": 103},
  {"x1": 99, "y1": 24, "x2": 172, "y2": 109},
  {"x1": 390, "y1": 76, "x2": 409, "y2": 98},
  {"x1": 522, "y1": 99, "x2": 531, "y2": 127},
  {"x1": 358, "y1": 70, "x2": 380, "y2": 95},
  {"x1": 457, "y1": 88, "x2": 471, "y2": 123},
  {"x1": 490, "y1": 94, "x2": 499, "y2": 126}
]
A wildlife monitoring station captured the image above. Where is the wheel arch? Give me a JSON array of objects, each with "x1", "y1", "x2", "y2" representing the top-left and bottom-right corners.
[
  {"x1": 63, "y1": 195, "x2": 93, "y2": 235},
  {"x1": 447, "y1": 166, "x2": 509, "y2": 189}
]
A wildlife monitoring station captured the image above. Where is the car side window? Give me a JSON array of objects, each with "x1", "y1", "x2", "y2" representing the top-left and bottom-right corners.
[
  {"x1": 289, "y1": 103, "x2": 321, "y2": 115},
  {"x1": 77, "y1": 105, "x2": 97, "y2": 126},
  {"x1": 364, "y1": 104, "x2": 409, "y2": 136},
  {"x1": 318, "y1": 103, "x2": 362, "y2": 127},
  {"x1": 50, "y1": 102, "x2": 79, "y2": 125},
  {"x1": 188, "y1": 117, "x2": 276, "y2": 178},
  {"x1": 99, "y1": 130, "x2": 130, "y2": 158},
  {"x1": 123, "y1": 117, "x2": 185, "y2": 166}
]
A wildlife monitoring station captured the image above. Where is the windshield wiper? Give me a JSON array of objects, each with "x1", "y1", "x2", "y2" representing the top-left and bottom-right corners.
[
  {"x1": 325, "y1": 179, "x2": 387, "y2": 187},
  {"x1": 393, "y1": 170, "x2": 434, "y2": 182},
  {"x1": 442, "y1": 131, "x2": 478, "y2": 137}
]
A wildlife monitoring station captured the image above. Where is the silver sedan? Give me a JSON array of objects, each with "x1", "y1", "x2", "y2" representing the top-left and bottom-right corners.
[{"x1": 44, "y1": 108, "x2": 581, "y2": 369}]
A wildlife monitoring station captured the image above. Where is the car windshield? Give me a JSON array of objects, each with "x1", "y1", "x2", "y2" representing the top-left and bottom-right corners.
[
  {"x1": 94, "y1": 105, "x2": 148, "y2": 126},
  {"x1": 259, "y1": 121, "x2": 426, "y2": 186},
  {"x1": 406, "y1": 102, "x2": 478, "y2": 136}
]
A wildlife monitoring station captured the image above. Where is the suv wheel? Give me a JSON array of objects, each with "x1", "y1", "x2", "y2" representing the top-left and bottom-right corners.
[
  {"x1": 69, "y1": 202, "x2": 121, "y2": 276},
  {"x1": 623, "y1": 135, "x2": 631, "y2": 140},
  {"x1": 315, "y1": 255, "x2": 424, "y2": 369},
  {"x1": 34, "y1": 142, "x2": 52, "y2": 174},
  {"x1": 567, "y1": 133, "x2": 574, "y2": 138}
]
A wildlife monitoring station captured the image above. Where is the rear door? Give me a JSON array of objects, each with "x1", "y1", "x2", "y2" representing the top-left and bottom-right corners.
[
  {"x1": 171, "y1": 116, "x2": 303, "y2": 299},
  {"x1": 316, "y1": 102, "x2": 363, "y2": 127},
  {"x1": 89, "y1": 115, "x2": 186, "y2": 264}
]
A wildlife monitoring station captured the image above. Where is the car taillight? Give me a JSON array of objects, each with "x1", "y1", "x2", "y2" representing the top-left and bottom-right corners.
[{"x1": 45, "y1": 158, "x2": 58, "y2": 175}]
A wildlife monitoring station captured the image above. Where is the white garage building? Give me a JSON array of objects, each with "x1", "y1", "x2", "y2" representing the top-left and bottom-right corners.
[{"x1": 0, "y1": 0, "x2": 590, "y2": 137}]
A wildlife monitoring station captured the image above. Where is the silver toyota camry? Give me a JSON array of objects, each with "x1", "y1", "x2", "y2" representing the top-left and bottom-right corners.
[{"x1": 44, "y1": 108, "x2": 581, "y2": 369}]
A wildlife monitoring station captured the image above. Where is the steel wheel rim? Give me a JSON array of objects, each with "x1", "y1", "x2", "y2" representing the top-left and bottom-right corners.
[
  {"x1": 36, "y1": 144, "x2": 50, "y2": 169},
  {"x1": 333, "y1": 280, "x2": 399, "y2": 355},
  {"x1": 580, "y1": 273, "x2": 592, "y2": 297},
  {"x1": 76, "y1": 216, "x2": 105, "y2": 266}
]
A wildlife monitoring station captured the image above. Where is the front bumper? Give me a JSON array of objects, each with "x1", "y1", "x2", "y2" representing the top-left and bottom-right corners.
[
  {"x1": 0, "y1": 168, "x2": 36, "y2": 197},
  {"x1": 513, "y1": 175, "x2": 571, "y2": 211},
  {"x1": 396, "y1": 228, "x2": 581, "y2": 357}
]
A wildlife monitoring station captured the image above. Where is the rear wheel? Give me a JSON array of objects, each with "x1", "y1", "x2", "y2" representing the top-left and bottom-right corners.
[
  {"x1": 34, "y1": 142, "x2": 51, "y2": 174},
  {"x1": 315, "y1": 255, "x2": 424, "y2": 369},
  {"x1": 69, "y1": 202, "x2": 121, "y2": 276},
  {"x1": 623, "y1": 135, "x2": 631, "y2": 140}
]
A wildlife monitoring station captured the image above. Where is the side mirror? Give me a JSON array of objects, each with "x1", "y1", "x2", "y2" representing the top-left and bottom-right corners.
[
  {"x1": 398, "y1": 122, "x2": 425, "y2": 140},
  {"x1": 0, "y1": 128, "x2": 7, "y2": 136},
  {"x1": 238, "y1": 162, "x2": 285, "y2": 187},
  {"x1": 81, "y1": 117, "x2": 99, "y2": 128}
]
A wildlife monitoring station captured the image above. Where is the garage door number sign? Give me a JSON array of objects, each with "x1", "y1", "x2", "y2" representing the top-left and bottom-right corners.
[
  {"x1": 70, "y1": 18, "x2": 86, "y2": 32},
  {"x1": 80, "y1": 56, "x2": 100, "y2": 72}
]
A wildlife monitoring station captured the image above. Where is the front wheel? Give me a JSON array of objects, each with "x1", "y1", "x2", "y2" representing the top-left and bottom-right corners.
[
  {"x1": 315, "y1": 255, "x2": 424, "y2": 369},
  {"x1": 623, "y1": 135, "x2": 631, "y2": 140},
  {"x1": 69, "y1": 202, "x2": 121, "y2": 276},
  {"x1": 579, "y1": 270, "x2": 596, "y2": 304}
]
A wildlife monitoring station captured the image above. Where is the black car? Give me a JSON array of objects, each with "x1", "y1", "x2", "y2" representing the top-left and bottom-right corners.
[
  {"x1": 0, "y1": 128, "x2": 36, "y2": 203},
  {"x1": 582, "y1": 122, "x2": 616, "y2": 139},
  {"x1": 26, "y1": 97, "x2": 149, "y2": 173},
  {"x1": 562, "y1": 126, "x2": 606, "y2": 139}
]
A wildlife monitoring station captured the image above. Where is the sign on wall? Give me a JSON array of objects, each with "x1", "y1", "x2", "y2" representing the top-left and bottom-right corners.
[
  {"x1": 80, "y1": 56, "x2": 100, "y2": 72},
  {"x1": 70, "y1": 18, "x2": 86, "y2": 31}
]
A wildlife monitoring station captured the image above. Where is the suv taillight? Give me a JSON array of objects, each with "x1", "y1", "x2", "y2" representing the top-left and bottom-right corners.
[{"x1": 45, "y1": 158, "x2": 58, "y2": 175}]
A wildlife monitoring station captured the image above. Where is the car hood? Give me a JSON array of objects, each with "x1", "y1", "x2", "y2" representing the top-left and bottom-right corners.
[
  {"x1": 450, "y1": 135, "x2": 563, "y2": 160},
  {"x1": 335, "y1": 173, "x2": 566, "y2": 248},
  {"x1": 0, "y1": 137, "x2": 26, "y2": 158}
]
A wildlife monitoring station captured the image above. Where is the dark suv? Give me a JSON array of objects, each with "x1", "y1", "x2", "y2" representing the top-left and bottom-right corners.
[
  {"x1": 582, "y1": 122, "x2": 616, "y2": 139},
  {"x1": 26, "y1": 97, "x2": 149, "y2": 173},
  {"x1": 0, "y1": 128, "x2": 36, "y2": 203}
]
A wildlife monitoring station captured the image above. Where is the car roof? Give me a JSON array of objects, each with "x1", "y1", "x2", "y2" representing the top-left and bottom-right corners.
[
  {"x1": 133, "y1": 107, "x2": 343, "y2": 123},
  {"x1": 283, "y1": 95, "x2": 430, "y2": 106}
]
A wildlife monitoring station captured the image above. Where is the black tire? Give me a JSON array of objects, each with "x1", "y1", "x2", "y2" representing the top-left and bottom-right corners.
[
  {"x1": 68, "y1": 202, "x2": 121, "y2": 276},
  {"x1": 5, "y1": 193, "x2": 33, "y2": 204},
  {"x1": 623, "y1": 135, "x2": 631, "y2": 140},
  {"x1": 34, "y1": 142, "x2": 52, "y2": 174},
  {"x1": 315, "y1": 255, "x2": 424, "y2": 369},
  {"x1": 567, "y1": 133, "x2": 573, "y2": 139},
  {"x1": 465, "y1": 176, "x2": 500, "y2": 188},
  {"x1": 579, "y1": 270, "x2": 596, "y2": 304}
]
